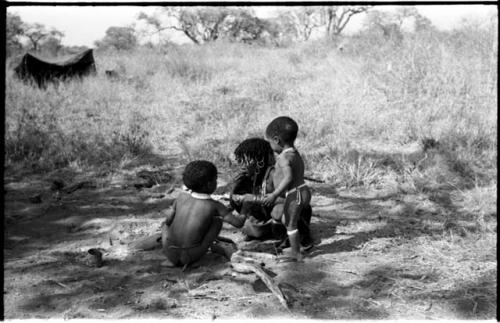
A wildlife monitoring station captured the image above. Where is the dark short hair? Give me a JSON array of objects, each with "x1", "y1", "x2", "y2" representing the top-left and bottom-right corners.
[
  {"x1": 265, "y1": 116, "x2": 298, "y2": 145},
  {"x1": 183, "y1": 160, "x2": 217, "y2": 193},
  {"x1": 234, "y1": 137, "x2": 273, "y2": 166}
]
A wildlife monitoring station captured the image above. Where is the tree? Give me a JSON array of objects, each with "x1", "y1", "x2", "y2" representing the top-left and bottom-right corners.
[
  {"x1": 138, "y1": 7, "x2": 235, "y2": 45},
  {"x1": 363, "y1": 7, "x2": 434, "y2": 43},
  {"x1": 395, "y1": 7, "x2": 433, "y2": 32},
  {"x1": 95, "y1": 26, "x2": 137, "y2": 51},
  {"x1": 321, "y1": 6, "x2": 371, "y2": 38},
  {"x1": 138, "y1": 7, "x2": 302, "y2": 46},
  {"x1": 40, "y1": 36, "x2": 63, "y2": 56},
  {"x1": 223, "y1": 9, "x2": 273, "y2": 44},
  {"x1": 7, "y1": 12, "x2": 24, "y2": 56},
  {"x1": 278, "y1": 7, "x2": 324, "y2": 41},
  {"x1": 7, "y1": 15, "x2": 65, "y2": 56},
  {"x1": 24, "y1": 23, "x2": 64, "y2": 52},
  {"x1": 363, "y1": 9, "x2": 403, "y2": 42}
]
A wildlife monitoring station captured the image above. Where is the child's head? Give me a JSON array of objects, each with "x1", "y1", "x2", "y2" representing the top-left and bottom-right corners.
[
  {"x1": 183, "y1": 160, "x2": 218, "y2": 194},
  {"x1": 234, "y1": 137, "x2": 274, "y2": 169},
  {"x1": 265, "y1": 116, "x2": 298, "y2": 152}
]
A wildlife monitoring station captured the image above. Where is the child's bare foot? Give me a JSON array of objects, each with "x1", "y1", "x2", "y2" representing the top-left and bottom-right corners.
[
  {"x1": 274, "y1": 238, "x2": 290, "y2": 251},
  {"x1": 211, "y1": 241, "x2": 237, "y2": 259},
  {"x1": 161, "y1": 259, "x2": 176, "y2": 267}
]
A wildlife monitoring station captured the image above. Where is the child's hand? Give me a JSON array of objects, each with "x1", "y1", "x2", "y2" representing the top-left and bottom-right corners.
[
  {"x1": 263, "y1": 193, "x2": 277, "y2": 207},
  {"x1": 229, "y1": 194, "x2": 243, "y2": 203}
]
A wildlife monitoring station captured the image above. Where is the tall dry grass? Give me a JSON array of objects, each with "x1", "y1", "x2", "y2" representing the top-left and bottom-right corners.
[{"x1": 5, "y1": 23, "x2": 497, "y2": 192}]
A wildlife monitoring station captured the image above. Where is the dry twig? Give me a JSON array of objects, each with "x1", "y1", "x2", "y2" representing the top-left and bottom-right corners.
[{"x1": 230, "y1": 250, "x2": 289, "y2": 309}]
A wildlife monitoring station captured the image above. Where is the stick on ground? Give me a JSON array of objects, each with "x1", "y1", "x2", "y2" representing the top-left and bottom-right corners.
[{"x1": 231, "y1": 251, "x2": 289, "y2": 309}]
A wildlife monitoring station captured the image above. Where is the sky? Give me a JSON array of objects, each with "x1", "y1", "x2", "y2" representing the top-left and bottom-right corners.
[{"x1": 7, "y1": 3, "x2": 498, "y2": 47}]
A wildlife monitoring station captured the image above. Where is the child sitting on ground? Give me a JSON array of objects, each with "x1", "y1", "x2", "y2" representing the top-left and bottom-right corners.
[
  {"x1": 160, "y1": 160, "x2": 246, "y2": 268},
  {"x1": 231, "y1": 137, "x2": 275, "y2": 240},
  {"x1": 263, "y1": 116, "x2": 312, "y2": 262},
  {"x1": 230, "y1": 137, "x2": 313, "y2": 248}
]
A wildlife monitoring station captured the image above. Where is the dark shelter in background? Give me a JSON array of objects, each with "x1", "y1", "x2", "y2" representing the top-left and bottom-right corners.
[{"x1": 14, "y1": 49, "x2": 96, "y2": 88}]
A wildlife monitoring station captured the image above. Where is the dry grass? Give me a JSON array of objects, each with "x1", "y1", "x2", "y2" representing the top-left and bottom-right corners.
[
  {"x1": 5, "y1": 24, "x2": 497, "y2": 196},
  {"x1": 5, "y1": 25, "x2": 496, "y2": 192},
  {"x1": 6, "y1": 28, "x2": 497, "y2": 177}
]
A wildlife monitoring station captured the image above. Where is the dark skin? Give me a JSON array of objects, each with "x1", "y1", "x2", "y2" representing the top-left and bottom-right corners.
[
  {"x1": 263, "y1": 135, "x2": 306, "y2": 209},
  {"x1": 161, "y1": 178, "x2": 246, "y2": 267},
  {"x1": 264, "y1": 133, "x2": 308, "y2": 261}
]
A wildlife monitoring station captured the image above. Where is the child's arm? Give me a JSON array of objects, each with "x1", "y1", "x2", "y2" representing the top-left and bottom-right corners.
[
  {"x1": 230, "y1": 193, "x2": 261, "y2": 203},
  {"x1": 163, "y1": 200, "x2": 177, "y2": 226},
  {"x1": 214, "y1": 202, "x2": 247, "y2": 228},
  {"x1": 264, "y1": 156, "x2": 293, "y2": 207}
]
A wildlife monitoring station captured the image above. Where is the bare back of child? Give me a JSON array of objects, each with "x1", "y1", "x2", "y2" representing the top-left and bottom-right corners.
[{"x1": 161, "y1": 160, "x2": 245, "y2": 268}]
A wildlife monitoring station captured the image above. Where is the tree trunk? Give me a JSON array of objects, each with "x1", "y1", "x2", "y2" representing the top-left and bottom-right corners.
[{"x1": 183, "y1": 30, "x2": 200, "y2": 44}]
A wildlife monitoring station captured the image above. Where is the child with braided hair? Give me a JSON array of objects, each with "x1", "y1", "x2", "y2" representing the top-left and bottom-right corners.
[
  {"x1": 231, "y1": 137, "x2": 313, "y2": 251},
  {"x1": 230, "y1": 138, "x2": 276, "y2": 240}
]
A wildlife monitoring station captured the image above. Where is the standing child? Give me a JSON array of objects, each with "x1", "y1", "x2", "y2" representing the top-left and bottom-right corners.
[
  {"x1": 161, "y1": 160, "x2": 246, "y2": 268},
  {"x1": 263, "y1": 116, "x2": 312, "y2": 262}
]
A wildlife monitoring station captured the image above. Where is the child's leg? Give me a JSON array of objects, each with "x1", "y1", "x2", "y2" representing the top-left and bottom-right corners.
[
  {"x1": 270, "y1": 202, "x2": 287, "y2": 241},
  {"x1": 161, "y1": 221, "x2": 170, "y2": 254},
  {"x1": 298, "y1": 209, "x2": 313, "y2": 249},
  {"x1": 297, "y1": 188, "x2": 312, "y2": 249},
  {"x1": 284, "y1": 197, "x2": 303, "y2": 261},
  {"x1": 129, "y1": 232, "x2": 162, "y2": 251},
  {"x1": 298, "y1": 196, "x2": 313, "y2": 249},
  {"x1": 240, "y1": 202, "x2": 265, "y2": 240},
  {"x1": 281, "y1": 187, "x2": 311, "y2": 260},
  {"x1": 270, "y1": 202, "x2": 284, "y2": 222}
]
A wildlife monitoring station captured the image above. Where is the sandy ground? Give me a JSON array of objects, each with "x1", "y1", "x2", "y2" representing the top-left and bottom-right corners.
[{"x1": 3, "y1": 162, "x2": 496, "y2": 319}]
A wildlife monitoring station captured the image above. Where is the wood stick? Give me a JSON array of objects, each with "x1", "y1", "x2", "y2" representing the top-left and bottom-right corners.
[
  {"x1": 236, "y1": 250, "x2": 277, "y2": 262},
  {"x1": 55, "y1": 281, "x2": 70, "y2": 289},
  {"x1": 215, "y1": 235, "x2": 236, "y2": 245},
  {"x1": 231, "y1": 261, "x2": 289, "y2": 309},
  {"x1": 231, "y1": 251, "x2": 288, "y2": 309}
]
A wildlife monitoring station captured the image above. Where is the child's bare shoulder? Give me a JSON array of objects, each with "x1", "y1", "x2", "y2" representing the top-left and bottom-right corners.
[
  {"x1": 277, "y1": 151, "x2": 289, "y2": 161},
  {"x1": 191, "y1": 196, "x2": 226, "y2": 213},
  {"x1": 278, "y1": 150, "x2": 297, "y2": 165},
  {"x1": 176, "y1": 193, "x2": 217, "y2": 208},
  {"x1": 174, "y1": 191, "x2": 191, "y2": 204}
]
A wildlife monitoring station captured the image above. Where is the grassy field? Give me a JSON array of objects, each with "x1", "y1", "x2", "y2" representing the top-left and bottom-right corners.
[
  {"x1": 5, "y1": 26, "x2": 497, "y2": 185},
  {"x1": 4, "y1": 23, "x2": 497, "y2": 319}
]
